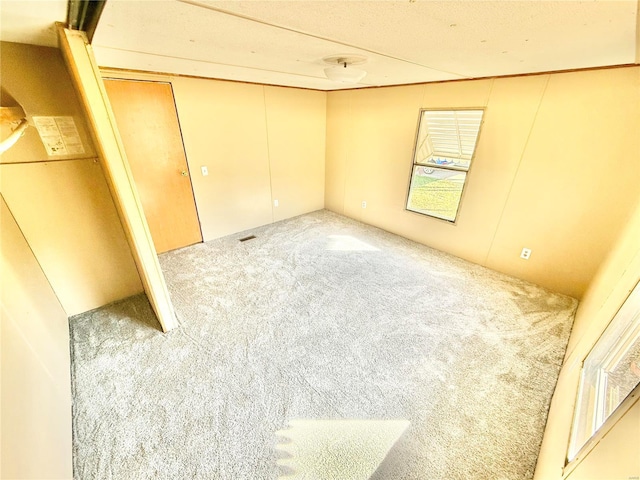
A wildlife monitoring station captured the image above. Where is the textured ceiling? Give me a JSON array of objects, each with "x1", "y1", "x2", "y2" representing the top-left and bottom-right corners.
[
  {"x1": 0, "y1": 0, "x2": 67, "y2": 47},
  {"x1": 2, "y1": 1, "x2": 639, "y2": 90}
]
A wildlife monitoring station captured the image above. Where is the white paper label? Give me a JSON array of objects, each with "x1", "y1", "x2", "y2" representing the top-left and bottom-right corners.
[{"x1": 32, "y1": 116, "x2": 85, "y2": 156}]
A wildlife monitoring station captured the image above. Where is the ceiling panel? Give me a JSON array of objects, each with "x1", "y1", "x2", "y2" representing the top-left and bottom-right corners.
[
  {"x1": 0, "y1": 0, "x2": 67, "y2": 47},
  {"x1": 92, "y1": 0, "x2": 463, "y2": 89},
  {"x1": 4, "y1": 0, "x2": 629, "y2": 90},
  {"x1": 203, "y1": 0, "x2": 638, "y2": 77}
]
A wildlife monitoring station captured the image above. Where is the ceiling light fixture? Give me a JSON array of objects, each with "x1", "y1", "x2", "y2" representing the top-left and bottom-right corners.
[{"x1": 323, "y1": 55, "x2": 367, "y2": 84}]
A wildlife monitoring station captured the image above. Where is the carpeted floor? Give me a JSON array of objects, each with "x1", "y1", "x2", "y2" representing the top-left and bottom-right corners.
[{"x1": 69, "y1": 210, "x2": 577, "y2": 479}]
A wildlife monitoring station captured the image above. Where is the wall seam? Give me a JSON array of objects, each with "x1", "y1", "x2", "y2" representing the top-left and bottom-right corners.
[
  {"x1": 420, "y1": 80, "x2": 428, "y2": 106},
  {"x1": 0, "y1": 193, "x2": 68, "y2": 316},
  {"x1": 341, "y1": 91, "x2": 352, "y2": 216},
  {"x1": 262, "y1": 86, "x2": 275, "y2": 223},
  {"x1": 483, "y1": 75, "x2": 551, "y2": 266},
  {"x1": 0, "y1": 305, "x2": 60, "y2": 384},
  {"x1": 636, "y1": 0, "x2": 640, "y2": 64},
  {"x1": 486, "y1": 77, "x2": 496, "y2": 106}
]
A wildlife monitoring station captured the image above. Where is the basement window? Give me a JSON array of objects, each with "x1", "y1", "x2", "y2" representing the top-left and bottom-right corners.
[
  {"x1": 568, "y1": 281, "x2": 640, "y2": 462},
  {"x1": 406, "y1": 109, "x2": 484, "y2": 222}
]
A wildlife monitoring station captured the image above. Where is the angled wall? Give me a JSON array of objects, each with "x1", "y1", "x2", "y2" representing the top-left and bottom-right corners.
[
  {"x1": 1, "y1": 196, "x2": 72, "y2": 479},
  {"x1": 0, "y1": 41, "x2": 143, "y2": 316}
]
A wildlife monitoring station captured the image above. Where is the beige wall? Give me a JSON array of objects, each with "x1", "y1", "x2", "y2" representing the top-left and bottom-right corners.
[
  {"x1": 264, "y1": 85, "x2": 326, "y2": 223},
  {"x1": 171, "y1": 78, "x2": 273, "y2": 239},
  {"x1": 535, "y1": 194, "x2": 640, "y2": 479},
  {"x1": 566, "y1": 203, "x2": 640, "y2": 361},
  {"x1": 1, "y1": 196, "x2": 72, "y2": 479},
  {"x1": 0, "y1": 159, "x2": 142, "y2": 315},
  {"x1": 0, "y1": 41, "x2": 143, "y2": 316},
  {"x1": 103, "y1": 71, "x2": 326, "y2": 241},
  {"x1": 325, "y1": 66, "x2": 640, "y2": 299},
  {"x1": 172, "y1": 77, "x2": 326, "y2": 240},
  {"x1": 324, "y1": 68, "x2": 640, "y2": 478}
]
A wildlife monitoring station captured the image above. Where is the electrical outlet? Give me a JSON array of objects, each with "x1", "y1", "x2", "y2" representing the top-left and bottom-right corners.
[
  {"x1": 274, "y1": 199, "x2": 279, "y2": 207},
  {"x1": 520, "y1": 248, "x2": 532, "y2": 260},
  {"x1": 201, "y1": 166, "x2": 208, "y2": 176},
  {"x1": 361, "y1": 201, "x2": 367, "y2": 209}
]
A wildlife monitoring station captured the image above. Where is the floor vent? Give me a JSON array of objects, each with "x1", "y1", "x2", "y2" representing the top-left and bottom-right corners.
[{"x1": 239, "y1": 235, "x2": 256, "y2": 242}]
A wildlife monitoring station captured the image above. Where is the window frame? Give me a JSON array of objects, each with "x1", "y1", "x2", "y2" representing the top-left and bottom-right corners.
[
  {"x1": 564, "y1": 280, "x2": 640, "y2": 476},
  {"x1": 564, "y1": 382, "x2": 640, "y2": 477},
  {"x1": 405, "y1": 107, "x2": 485, "y2": 224}
]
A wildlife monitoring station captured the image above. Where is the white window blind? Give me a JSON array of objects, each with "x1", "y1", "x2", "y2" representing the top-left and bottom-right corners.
[{"x1": 416, "y1": 110, "x2": 483, "y2": 165}]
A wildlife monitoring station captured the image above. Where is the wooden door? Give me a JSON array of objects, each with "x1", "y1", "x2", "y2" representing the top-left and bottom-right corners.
[{"x1": 103, "y1": 79, "x2": 202, "y2": 253}]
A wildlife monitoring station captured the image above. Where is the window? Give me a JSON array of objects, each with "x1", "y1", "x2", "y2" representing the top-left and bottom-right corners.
[
  {"x1": 568, "y1": 281, "x2": 640, "y2": 462},
  {"x1": 406, "y1": 109, "x2": 484, "y2": 222}
]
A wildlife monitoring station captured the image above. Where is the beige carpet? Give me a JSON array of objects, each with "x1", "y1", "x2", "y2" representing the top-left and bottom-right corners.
[{"x1": 70, "y1": 210, "x2": 577, "y2": 479}]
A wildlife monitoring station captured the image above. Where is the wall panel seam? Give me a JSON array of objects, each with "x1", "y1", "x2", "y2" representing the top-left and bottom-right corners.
[
  {"x1": 263, "y1": 86, "x2": 274, "y2": 223},
  {"x1": 341, "y1": 91, "x2": 352, "y2": 216},
  {"x1": 0, "y1": 193, "x2": 67, "y2": 317},
  {"x1": 483, "y1": 75, "x2": 550, "y2": 266},
  {"x1": 0, "y1": 305, "x2": 60, "y2": 385}
]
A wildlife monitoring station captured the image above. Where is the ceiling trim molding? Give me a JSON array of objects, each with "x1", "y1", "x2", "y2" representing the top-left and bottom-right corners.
[
  {"x1": 344, "y1": 63, "x2": 640, "y2": 92},
  {"x1": 98, "y1": 67, "x2": 330, "y2": 93},
  {"x1": 97, "y1": 62, "x2": 640, "y2": 94},
  {"x1": 93, "y1": 45, "x2": 345, "y2": 82}
]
